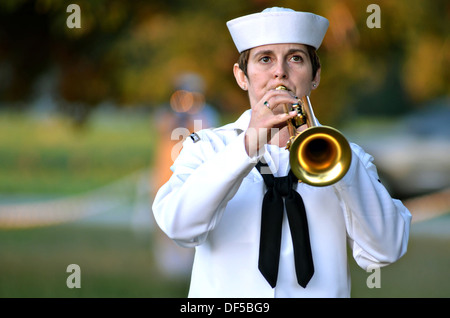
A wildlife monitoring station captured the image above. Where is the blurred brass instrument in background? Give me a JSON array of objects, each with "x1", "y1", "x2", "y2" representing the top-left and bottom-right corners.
[{"x1": 277, "y1": 86, "x2": 352, "y2": 186}]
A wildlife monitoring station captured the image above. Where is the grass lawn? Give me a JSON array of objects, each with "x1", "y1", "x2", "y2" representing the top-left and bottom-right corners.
[
  {"x1": 349, "y1": 233, "x2": 450, "y2": 297},
  {"x1": 0, "y1": 224, "x2": 189, "y2": 297},
  {"x1": 0, "y1": 220, "x2": 448, "y2": 298}
]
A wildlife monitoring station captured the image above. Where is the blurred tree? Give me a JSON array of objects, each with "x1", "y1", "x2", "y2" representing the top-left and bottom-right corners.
[
  {"x1": 0, "y1": 0, "x2": 52, "y2": 103},
  {"x1": 0, "y1": 0, "x2": 448, "y2": 125}
]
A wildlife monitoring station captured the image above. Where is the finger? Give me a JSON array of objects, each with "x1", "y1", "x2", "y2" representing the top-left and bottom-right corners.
[
  {"x1": 269, "y1": 111, "x2": 297, "y2": 127},
  {"x1": 262, "y1": 97, "x2": 298, "y2": 114},
  {"x1": 273, "y1": 99, "x2": 299, "y2": 116},
  {"x1": 262, "y1": 89, "x2": 297, "y2": 106}
]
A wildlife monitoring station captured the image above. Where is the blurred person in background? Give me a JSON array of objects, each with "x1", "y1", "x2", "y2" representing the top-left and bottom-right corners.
[
  {"x1": 153, "y1": 73, "x2": 219, "y2": 192},
  {"x1": 152, "y1": 72, "x2": 218, "y2": 277},
  {"x1": 152, "y1": 7, "x2": 411, "y2": 297}
]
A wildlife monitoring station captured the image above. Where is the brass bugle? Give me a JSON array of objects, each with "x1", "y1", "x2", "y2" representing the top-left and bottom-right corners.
[{"x1": 276, "y1": 86, "x2": 352, "y2": 186}]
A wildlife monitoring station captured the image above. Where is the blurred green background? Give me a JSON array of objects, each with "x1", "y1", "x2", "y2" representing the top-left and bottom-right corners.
[{"x1": 0, "y1": 0, "x2": 449, "y2": 298}]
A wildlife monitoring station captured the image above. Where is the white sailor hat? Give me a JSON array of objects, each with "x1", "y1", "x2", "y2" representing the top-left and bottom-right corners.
[{"x1": 227, "y1": 7, "x2": 329, "y2": 53}]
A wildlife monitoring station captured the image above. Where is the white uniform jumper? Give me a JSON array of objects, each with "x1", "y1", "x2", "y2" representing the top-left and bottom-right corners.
[{"x1": 152, "y1": 110, "x2": 411, "y2": 298}]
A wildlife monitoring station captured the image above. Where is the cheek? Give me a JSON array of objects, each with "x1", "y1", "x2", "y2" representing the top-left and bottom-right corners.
[
  {"x1": 293, "y1": 64, "x2": 313, "y2": 81},
  {"x1": 247, "y1": 86, "x2": 261, "y2": 107},
  {"x1": 247, "y1": 62, "x2": 270, "y2": 85},
  {"x1": 293, "y1": 68, "x2": 314, "y2": 95},
  {"x1": 246, "y1": 72, "x2": 268, "y2": 101}
]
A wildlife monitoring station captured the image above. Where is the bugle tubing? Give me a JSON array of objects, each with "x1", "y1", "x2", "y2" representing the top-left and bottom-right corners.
[{"x1": 276, "y1": 86, "x2": 352, "y2": 186}]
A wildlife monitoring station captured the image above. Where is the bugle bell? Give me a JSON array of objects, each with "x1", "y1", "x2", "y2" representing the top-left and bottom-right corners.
[{"x1": 276, "y1": 86, "x2": 352, "y2": 186}]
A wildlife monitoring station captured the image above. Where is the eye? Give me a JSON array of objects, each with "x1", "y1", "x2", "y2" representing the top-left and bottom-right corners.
[
  {"x1": 290, "y1": 55, "x2": 303, "y2": 62},
  {"x1": 260, "y1": 56, "x2": 271, "y2": 63}
]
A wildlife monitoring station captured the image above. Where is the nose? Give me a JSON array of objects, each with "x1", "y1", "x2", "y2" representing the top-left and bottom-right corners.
[{"x1": 273, "y1": 60, "x2": 288, "y2": 79}]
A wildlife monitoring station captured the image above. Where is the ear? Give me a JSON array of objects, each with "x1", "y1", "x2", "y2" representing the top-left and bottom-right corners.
[
  {"x1": 233, "y1": 63, "x2": 248, "y2": 91},
  {"x1": 312, "y1": 67, "x2": 321, "y2": 90}
]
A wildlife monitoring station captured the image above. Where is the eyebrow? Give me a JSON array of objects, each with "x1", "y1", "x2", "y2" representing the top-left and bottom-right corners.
[{"x1": 252, "y1": 48, "x2": 309, "y2": 58}]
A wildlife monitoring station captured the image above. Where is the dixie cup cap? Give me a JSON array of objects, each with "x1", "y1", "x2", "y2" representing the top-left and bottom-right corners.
[{"x1": 227, "y1": 7, "x2": 329, "y2": 53}]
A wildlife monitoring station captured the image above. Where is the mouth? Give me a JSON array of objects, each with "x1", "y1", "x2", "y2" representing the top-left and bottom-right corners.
[
  {"x1": 274, "y1": 85, "x2": 298, "y2": 97},
  {"x1": 275, "y1": 85, "x2": 290, "y2": 91}
]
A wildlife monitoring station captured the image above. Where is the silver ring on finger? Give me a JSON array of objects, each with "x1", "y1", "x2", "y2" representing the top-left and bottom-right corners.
[{"x1": 264, "y1": 101, "x2": 270, "y2": 109}]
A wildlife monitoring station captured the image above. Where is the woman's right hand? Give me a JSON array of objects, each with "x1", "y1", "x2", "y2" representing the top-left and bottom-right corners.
[{"x1": 244, "y1": 89, "x2": 298, "y2": 157}]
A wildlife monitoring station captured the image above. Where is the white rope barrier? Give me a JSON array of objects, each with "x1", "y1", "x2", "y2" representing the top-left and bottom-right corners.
[{"x1": 404, "y1": 187, "x2": 450, "y2": 223}]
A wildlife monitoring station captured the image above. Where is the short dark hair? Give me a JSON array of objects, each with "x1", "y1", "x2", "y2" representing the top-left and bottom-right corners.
[{"x1": 237, "y1": 45, "x2": 321, "y2": 80}]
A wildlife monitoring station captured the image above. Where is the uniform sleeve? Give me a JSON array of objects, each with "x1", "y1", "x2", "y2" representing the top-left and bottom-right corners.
[
  {"x1": 152, "y1": 131, "x2": 261, "y2": 248},
  {"x1": 333, "y1": 143, "x2": 412, "y2": 269}
]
